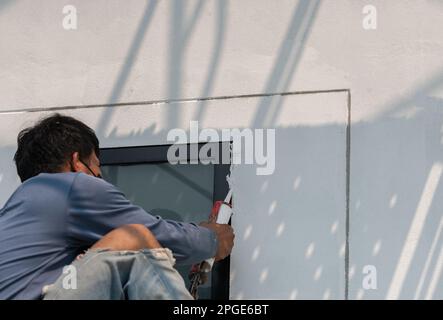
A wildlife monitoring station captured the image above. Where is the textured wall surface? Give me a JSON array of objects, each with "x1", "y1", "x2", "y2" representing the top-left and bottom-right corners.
[{"x1": 1, "y1": 0, "x2": 443, "y2": 299}]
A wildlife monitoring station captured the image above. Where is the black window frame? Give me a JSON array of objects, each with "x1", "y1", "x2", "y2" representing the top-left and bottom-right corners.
[{"x1": 99, "y1": 142, "x2": 231, "y2": 300}]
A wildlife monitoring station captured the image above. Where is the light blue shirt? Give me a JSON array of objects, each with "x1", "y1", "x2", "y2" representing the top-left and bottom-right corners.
[{"x1": 0, "y1": 172, "x2": 217, "y2": 299}]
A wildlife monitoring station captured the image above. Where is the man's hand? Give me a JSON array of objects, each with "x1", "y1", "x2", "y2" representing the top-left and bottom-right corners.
[{"x1": 200, "y1": 222, "x2": 235, "y2": 261}]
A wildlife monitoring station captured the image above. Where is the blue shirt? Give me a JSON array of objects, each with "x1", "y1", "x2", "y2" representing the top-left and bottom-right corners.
[{"x1": 0, "y1": 172, "x2": 217, "y2": 300}]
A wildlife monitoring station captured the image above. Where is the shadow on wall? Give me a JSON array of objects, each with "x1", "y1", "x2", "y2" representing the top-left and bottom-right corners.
[
  {"x1": 0, "y1": 0, "x2": 16, "y2": 12},
  {"x1": 96, "y1": 0, "x2": 159, "y2": 135},
  {"x1": 349, "y1": 71, "x2": 443, "y2": 300},
  {"x1": 1, "y1": 0, "x2": 443, "y2": 300},
  {"x1": 97, "y1": 0, "x2": 225, "y2": 134}
]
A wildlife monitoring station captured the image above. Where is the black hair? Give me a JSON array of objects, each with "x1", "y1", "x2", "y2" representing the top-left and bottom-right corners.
[{"x1": 14, "y1": 113, "x2": 100, "y2": 182}]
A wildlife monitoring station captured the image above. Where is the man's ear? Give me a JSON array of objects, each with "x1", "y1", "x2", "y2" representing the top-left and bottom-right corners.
[{"x1": 70, "y1": 152, "x2": 81, "y2": 172}]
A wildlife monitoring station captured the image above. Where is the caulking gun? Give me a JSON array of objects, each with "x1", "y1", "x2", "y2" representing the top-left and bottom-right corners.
[{"x1": 188, "y1": 189, "x2": 233, "y2": 299}]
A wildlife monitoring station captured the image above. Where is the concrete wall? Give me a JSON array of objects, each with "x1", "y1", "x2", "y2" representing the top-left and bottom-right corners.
[{"x1": 1, "y1": 0, "x2": 443, "y2": 299}]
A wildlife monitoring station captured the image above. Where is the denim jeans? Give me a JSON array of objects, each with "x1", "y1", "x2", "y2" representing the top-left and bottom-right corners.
[{"x1": 42, "y1": 248, "x2": 193, "y2": 300}]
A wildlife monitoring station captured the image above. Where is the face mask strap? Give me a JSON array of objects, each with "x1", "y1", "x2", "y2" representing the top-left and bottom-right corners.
[
  {"x1": 79, "y1": 159, "x2": 102, "y2": 179},
  {"x1": 69, "y1": 161, "x2": 76, "y2": 173}
]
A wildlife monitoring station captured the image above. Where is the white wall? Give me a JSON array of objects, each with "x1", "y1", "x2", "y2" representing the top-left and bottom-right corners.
[{"x1": 1, "y1": 0, "x2": 443, "y2": 299}]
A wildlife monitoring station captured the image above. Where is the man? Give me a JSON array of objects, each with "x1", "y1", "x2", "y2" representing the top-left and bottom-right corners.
[{"x1": 0, "y1": 114, "x2": 234, "y2": 300}]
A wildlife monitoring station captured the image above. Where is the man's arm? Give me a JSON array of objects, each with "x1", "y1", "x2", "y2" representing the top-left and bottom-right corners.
[{"x1": 66, "y1": 172, "x2": 218, "y2": 265}]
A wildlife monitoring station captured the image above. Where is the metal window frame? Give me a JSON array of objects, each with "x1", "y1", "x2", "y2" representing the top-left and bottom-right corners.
[{"x1": 99, "y1": 142, "x2": 231, "y2": 300}]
